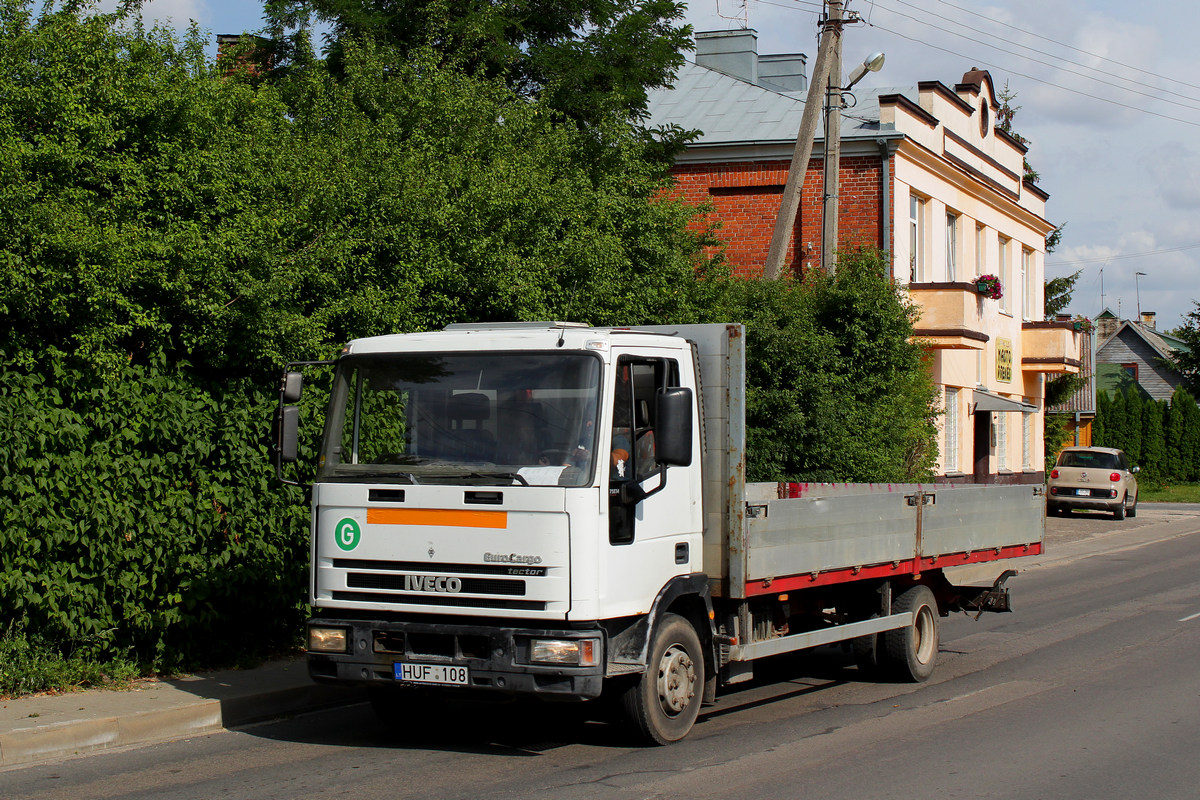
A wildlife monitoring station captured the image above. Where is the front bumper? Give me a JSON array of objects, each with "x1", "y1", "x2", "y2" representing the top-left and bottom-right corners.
[{"x1": 306, "y1": 616, "x2": 606, "y2": 700}]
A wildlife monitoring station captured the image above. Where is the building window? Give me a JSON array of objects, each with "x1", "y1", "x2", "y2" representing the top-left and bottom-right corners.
[
  {"x1": 944, "y1": 388, "x2": 959, "y2": 472},
  {"x1": 998, "y1": 236, "x2": 1011, "y2": 314},
  {"x1": 946, "y1": 212, "x2": 959, "y2": 281},
  {"x1": 975, "y1": 224, "x2": 986, "y2": 277},
  {"x1": 910, "y1": 195, "x2": 926, "y2": 282},
  {"x1": 1022, "y1": 248, "x2": 1035, "y2": 321},
  {"x1": 1122, "y1": 363, "x2": 1138, "y2": 381},
  {"x1": 995, "y1": 412, "x2": 1008, "y2": 471}
]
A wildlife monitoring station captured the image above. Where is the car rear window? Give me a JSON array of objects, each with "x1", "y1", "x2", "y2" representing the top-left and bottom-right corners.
[{"x1": 1058, "y1": 451, "x2": 1117, "y2": 469}]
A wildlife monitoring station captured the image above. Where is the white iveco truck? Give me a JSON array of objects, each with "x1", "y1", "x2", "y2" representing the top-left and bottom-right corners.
[{"x1": 275, "y1": 322, "x2": 1044, "y2": 744}]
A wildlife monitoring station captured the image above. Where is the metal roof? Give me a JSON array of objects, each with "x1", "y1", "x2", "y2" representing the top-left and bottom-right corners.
[{"x1": 644, "y1": 60, "x2": 913, "y2": 147}]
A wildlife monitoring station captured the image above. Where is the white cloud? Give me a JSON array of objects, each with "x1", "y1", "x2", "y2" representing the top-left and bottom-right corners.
[{"x1": 1143, "y1": 143, "x2": 1200, "y2": 210}]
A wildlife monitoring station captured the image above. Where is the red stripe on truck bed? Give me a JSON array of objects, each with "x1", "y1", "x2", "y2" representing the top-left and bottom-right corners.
[{"x1": 743, "y1": 542, "x2": 1042, "y2": 596}]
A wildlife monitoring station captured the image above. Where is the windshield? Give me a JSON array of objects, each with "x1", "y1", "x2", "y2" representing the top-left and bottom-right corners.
[
  {"x1": 317, "y1": 351, "x2": 601, "y2": 486},
  {"x1": 1057, "y1": 450, "x2": 1118, "y2": 469}
]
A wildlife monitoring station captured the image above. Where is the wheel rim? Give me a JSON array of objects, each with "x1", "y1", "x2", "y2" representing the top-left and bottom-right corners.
[
  {"x1": 913, "y1": 605, "x2": 936, "y2": 665},
  {"x1": 657, "y1": 643, "x2": 696, "y2": 717}
]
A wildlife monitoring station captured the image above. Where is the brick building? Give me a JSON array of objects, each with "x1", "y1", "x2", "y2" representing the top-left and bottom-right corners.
[{"x1": 647, "y1": 30, "x2": 1078, "y2": 483}]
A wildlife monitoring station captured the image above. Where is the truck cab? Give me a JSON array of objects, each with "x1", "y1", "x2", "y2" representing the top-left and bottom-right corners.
[{"x1": 284, "y1": 323, "x2": 707, "y2": 735}]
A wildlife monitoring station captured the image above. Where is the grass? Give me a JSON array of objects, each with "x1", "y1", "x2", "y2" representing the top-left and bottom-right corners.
[
  {"x1": 0, "y1": 628, "x2": 141, "y2": 699},
  {"x1": 1138, "y1": 483, "x2": 1200, "y2": 503}
]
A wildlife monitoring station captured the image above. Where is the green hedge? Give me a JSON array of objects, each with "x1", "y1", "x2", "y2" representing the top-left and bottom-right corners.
[
  {"x1": 0, "y1": 345, "x2": 313, "y2": 670},
  {"x1": 1092, "y1": 385, "x2": 1200, "y2": 485}
]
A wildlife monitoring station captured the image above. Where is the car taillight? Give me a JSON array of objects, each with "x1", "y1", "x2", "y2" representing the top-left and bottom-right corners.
[
  {"x1": 1110, "y1": 472, "x2": 1121, "y2": 482},
  {"x1": 1050, "y1": 469, "x2": 1059, "y2": 479}
]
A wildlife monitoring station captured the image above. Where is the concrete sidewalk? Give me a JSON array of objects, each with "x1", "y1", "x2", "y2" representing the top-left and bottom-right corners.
[
  {"x1": 0, "y1": 656, "x2": 363, "y2": 769},
  {"x1": 3, "y1": 506, "x2": 1197, "y2": 771}
]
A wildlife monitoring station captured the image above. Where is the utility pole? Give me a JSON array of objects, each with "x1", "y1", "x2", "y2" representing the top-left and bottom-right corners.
[
  {"x1": 762, "y1": 2, "x2": 841, "y2": 280},
  {"x1": 820, "y1": 1, "x2": 844, "y2": 274}
]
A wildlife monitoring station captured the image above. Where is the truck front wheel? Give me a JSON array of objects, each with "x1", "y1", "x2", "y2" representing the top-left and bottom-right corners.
[
  {"x1": 881, "y1": 584, "x2": 939, "y2": 682},
  {"x1": 622, "y1": 613, "x2": 704, "y2": 745}
]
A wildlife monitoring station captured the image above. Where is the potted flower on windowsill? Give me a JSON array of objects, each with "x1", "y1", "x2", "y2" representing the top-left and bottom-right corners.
[
  {"x1": 1072, "y1": 316, "x2": 1095, "y2": 333},
  {"x1": 975, "y1": 274, "x2": 1003, "y2": 300}
]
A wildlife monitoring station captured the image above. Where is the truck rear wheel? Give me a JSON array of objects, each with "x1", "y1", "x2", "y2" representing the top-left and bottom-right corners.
[
  {"x1": 622, "y1": 612, "x2": 704, "y2": 745},
  {"x1": 880, "y1": 584, "x2": 939, "y2": 682}
]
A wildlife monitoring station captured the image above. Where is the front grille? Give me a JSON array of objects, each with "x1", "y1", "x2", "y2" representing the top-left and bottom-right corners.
[
  {"x1": 347, "y1": 572, "x2": 525, "y2": 596},
  {"x1": 332, "y1": 590, "x2": 546, "y2": 610}
]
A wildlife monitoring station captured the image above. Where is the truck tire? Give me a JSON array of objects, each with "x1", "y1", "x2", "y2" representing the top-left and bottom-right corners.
[
  {"x1": 880, "y1": 585, "x2": 939, "y2": 682},
  {"x1": 622, "y1": 612, "x2": 704, "y2": 745}
]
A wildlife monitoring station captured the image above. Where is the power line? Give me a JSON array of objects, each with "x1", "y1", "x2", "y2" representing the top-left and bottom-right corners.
[
  {"x1": 861, "y1": 19, "x2": 1200, "y2": 129},
  {"x1": 1047, "y1": 242, "x2": 1200, "y2": 266},
  {"x1": 933, "y1": 0, "x2": 1200, "y2": 95},
  {"x1": 870, "y1": 0, "x2": 1200, "y2": 113},
  {"x1": 745, "y1": 0, "x2": 1200, "y2": 127}
]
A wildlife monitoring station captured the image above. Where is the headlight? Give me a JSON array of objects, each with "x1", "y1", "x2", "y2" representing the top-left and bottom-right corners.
[
  {"x1": 530, "y1": 638, "x2": 599, "y2": 666},
  {"x1": 308, "y1": 626, "x2": 350, "y2": 653}
]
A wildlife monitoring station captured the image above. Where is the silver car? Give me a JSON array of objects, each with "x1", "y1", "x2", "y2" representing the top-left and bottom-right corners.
[{"x1": 1047, "y1": 446, "x2": 1139, "y2": 520}]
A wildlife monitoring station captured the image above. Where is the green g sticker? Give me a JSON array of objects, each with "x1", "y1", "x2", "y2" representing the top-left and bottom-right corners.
[{"x1": 335, "y1": 518, "x2": 361, "y2": 551}]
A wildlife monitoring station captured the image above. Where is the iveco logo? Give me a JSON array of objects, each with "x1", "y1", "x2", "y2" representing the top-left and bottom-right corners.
[{"x1": 404, "y1": 575, "x2": 463, "y2": 593}]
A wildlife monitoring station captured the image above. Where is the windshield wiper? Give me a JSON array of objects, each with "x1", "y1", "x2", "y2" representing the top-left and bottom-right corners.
[{"x1": 469, "y1": 471, "x2": 529, "y2": 486}]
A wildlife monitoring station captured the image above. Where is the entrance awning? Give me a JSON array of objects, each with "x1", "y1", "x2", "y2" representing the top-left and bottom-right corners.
[{"x1": 972, "y1": 390, "x2": 1037, "y2": 414}]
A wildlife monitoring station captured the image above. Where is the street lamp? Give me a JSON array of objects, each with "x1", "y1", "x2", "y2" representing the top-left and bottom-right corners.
[
  {"x1": 1135, "y1": 271, "x2": 1146, "y2": 319},
  {"x1": 821, "y1": 51, "x2": 886, "y2": 273},
  {"x1": 846, "y1": 52, "x2": 886, "y2": 89}
]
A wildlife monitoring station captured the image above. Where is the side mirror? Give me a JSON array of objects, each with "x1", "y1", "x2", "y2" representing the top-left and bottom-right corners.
[
  {"x1": 655, "y1": 388, "x2": 693, "y2": 467},
  {"x1": 276, "y1": 405, "x2": 299, "y2": 464},
  {"x1": 281, "y1": 371, "x2": 303, "y2": 404},
  {"x1": 1131, "y1": 466, "x2": 1141, "y2": 474}
]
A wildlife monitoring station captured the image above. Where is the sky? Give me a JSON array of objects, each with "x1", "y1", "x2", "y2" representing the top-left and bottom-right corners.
[{"x1": 122, "y1": 0, "x2": 1200, "y2": 332}]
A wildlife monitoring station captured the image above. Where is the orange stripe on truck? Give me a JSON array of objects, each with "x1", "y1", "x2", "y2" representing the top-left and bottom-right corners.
[{"x1": 366, "y1": 508, "x2": 508, "y2": 529}]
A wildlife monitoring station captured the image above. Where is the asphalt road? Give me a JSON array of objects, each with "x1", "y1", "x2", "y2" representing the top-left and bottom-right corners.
[{"x1": 3, "y1": 507, "x2": 1199, "y2": 800}]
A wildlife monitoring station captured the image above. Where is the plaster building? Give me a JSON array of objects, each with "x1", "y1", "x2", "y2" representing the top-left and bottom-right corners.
[{"x1": 647, "y1": 30, "x2": 1080, "y2": 483}]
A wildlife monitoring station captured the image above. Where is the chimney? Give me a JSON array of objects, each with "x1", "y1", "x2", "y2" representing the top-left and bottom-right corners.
[
  {"x1": 695, "y1": 30, "x2": 760, "y2": 85},
  {"x1": 758, "y1": 53, "x2": 808, "y2": 92},
  {"x1": 1140, "y1": 311, "x2": 1157, "y2": 329}
]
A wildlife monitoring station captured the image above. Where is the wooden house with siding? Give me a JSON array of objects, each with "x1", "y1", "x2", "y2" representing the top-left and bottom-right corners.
[{"x1": 1094, "y1": 310, "x2": 1187, "y2": 402}]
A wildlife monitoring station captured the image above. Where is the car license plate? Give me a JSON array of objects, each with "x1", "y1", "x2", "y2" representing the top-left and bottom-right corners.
[
  {"x1": 395, "y1": 662, "x2": 470, "y2": 686},
  {"x1": 1074, "y1": 489, "x2": 1090, "y2": 496}
]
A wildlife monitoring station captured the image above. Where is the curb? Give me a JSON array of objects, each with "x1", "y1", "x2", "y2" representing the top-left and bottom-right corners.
[{"x1": 0, "y1": 666, "x2": 364, "y2": 770}]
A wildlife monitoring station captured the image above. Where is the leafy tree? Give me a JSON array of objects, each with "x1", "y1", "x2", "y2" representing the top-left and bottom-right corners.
[
  {"x1": 1124, "y1": 387, "x2": 1144, "y2": 465},
  {"x1": 1105, "y1": 389, "x2": 1126, "y2": 452},
  {"x1": 1182, "y1": 392, "x2": 1200, "y2": 481},
  {"x1": 1169, "y1": 301, "x2": 1200, "y2": 395},
  {"x1": 0, "y1": 5, "x2": 718, "y2": 382},
  {"x1": 1044, "y1": 268, "x2": 1080, "y2": 319},
  {"x1": 0, "y1": 1, "x2": 721, "y2": 674},
  {"x1": 261, "y1": 0, "x2": 694, "y2": 133},
  {"x1": 1141, "y1": 399, "x2": 1166, "y2": 482},
  {"x1": 1092, "y1": 388, "x2": 1109, "y2": 447},
  {"x1": 726, "y1": 248, "x2": 939, "y2": 483},
  {"x1": 996, "y1": 81, "x2": 1039, "y2": 184},
  {"x1": 997, "y1": 80, "x2": 1067, "y2": 256}
]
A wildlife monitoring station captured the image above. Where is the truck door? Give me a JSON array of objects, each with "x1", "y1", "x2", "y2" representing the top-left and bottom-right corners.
[{"x1": 601, "y1": 354, "x2": 700, "y2": 614}]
